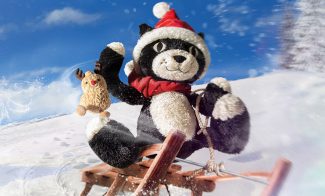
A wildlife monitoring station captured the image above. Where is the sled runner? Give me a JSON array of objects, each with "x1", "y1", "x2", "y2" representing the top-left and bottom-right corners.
[{"x1": 80, "y1": 131, "x2": 291, "y2": 196}]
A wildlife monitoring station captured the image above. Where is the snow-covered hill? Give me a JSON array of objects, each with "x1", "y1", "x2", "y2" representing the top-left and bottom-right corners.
[{"x1": 1, "y1": 70, "x2": 325, "y2": 196}]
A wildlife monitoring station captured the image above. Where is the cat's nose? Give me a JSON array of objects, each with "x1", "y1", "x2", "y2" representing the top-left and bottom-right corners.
[
  {"x1": 173, "y1": 55, "x2": 186, "y2": 63},
  {"x1": 91, "y1": 80, "x2": 97, "y2": 86}
]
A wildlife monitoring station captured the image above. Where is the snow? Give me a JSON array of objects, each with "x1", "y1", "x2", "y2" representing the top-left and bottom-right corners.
[
  {"x1": 1, "y1": 70, "x2": 325, "y2": 195},
  {"x1": 0, "y1": 64, "x2": 82, "y2": 125}
]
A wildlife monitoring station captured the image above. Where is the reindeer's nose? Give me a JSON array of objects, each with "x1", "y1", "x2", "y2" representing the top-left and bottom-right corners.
[
  {"x1": 173, "y1": 55, "x2": 186, "y2": 63},
  {"x1": 91, "y1": 80, "x2": 97, "y2": 86}
]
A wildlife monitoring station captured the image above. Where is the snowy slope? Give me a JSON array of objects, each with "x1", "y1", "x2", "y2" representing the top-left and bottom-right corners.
[{"x1": 1, "y1": 70, "x2": 325, "y2": 196}]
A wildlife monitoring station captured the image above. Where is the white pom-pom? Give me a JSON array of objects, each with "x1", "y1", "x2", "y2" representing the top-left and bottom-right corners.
[{"x1": 153, "y1": 2, "x2": 170, "y2": 19}]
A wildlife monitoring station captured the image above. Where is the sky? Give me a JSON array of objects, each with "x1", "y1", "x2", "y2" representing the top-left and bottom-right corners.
[{"x1": 0, "y1": 0, "x2": 292, "y2": 125}]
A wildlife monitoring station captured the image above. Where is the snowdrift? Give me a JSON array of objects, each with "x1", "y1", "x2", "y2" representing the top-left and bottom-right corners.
[{"x1": 1, "y1": 70, "x2": 324, "y2": 195}]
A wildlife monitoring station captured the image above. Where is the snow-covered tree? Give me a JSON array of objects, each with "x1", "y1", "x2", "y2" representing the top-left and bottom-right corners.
[
  {"x1": 285, "y1": 0, "x2": 325, "y2": 72},
  {"x1": 279, "y1": 1, "x2": 296, "y2": 69}
]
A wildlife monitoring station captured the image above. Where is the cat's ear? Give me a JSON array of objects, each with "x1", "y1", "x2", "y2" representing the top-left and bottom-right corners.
[
  {"x1": 198, "y1": 32, "x2": 205, "y2": 40},
  {"x1": 139, "y1": 23, "x2": 153, "y2": 36}
]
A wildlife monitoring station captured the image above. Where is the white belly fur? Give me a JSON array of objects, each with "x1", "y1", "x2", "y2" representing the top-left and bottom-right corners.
[{"x1": 150, "y1": 92, "x2": 197, "y2": 140}]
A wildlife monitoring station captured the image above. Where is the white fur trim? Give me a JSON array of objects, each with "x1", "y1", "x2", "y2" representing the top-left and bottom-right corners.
[
  {"x1": 210, "y1": 77, "x2": 232, "y2": 93},
  {"x1": 153, "y1": 2, "x2": 170, "y2": 19},
  {"x1": 133, "y1": 27, "x2": 210, "y2": 78},
  {"x1": 86, "y1": 116, "x2": 109, "y2": 141},
  {"x1": 150, "y1": 92, "x2": 196, "y2": 140},
  {"x1": 212, "y1": 94, "x2": 246, "y2": 121},
  {"x1": 124, "y1": 60, "x2": 134, "y2": 76},
  {"x1": 107, "y1": 42, "x2": 125, "y2": 56}
]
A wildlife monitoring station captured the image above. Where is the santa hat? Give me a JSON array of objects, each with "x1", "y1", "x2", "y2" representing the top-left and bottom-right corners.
[{"x1": 133, "y1": 2, "x2": 210, "y2": 77}]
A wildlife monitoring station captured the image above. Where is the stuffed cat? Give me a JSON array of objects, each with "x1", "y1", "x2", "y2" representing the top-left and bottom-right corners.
[{"x1": 80, "y1": 2, "x2": 250, "y2": 168}]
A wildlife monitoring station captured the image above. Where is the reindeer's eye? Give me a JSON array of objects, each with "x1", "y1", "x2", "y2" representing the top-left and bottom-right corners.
[
  {"x1": 189, "y1": 46, "x2": 199, "y2": 57},
  {"x1": 85, "y1": 81, "x2": 88, "y2": 84},
  {"x1": 97, "y1": 79, "x2": 100, "y2": 82},
  {"x1": 153, "y1": 42, "x2": 166, "y2": 53}
]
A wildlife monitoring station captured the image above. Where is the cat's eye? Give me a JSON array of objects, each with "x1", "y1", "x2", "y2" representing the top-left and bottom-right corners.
[
  {"x1": 153, "y1": 42, "x2": 166, "y2": 52},
  {"x1": 189, "y1": 46, "x2": 199, "y2": 57}
]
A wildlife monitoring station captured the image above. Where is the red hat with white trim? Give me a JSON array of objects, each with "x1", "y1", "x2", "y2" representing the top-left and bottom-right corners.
[{"x1": 133, "y1": 2, "x2": 210, "y2": 78}]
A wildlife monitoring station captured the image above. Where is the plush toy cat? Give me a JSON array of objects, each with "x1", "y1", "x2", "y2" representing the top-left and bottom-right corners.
[
  {"x1": 81, "y1": 2, "x2": 250, "y2": 168},
  {"x1": 75, "y1": 69, "x2": 111, "y2": 118}
]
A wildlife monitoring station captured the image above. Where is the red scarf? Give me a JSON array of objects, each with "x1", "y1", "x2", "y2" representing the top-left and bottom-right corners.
[{"x1": 128, "y1": 71, "x2": 191, "y2": 98}]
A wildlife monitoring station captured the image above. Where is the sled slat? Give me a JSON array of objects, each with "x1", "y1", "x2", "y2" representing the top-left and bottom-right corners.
[
  {"x1": 177, "y1": 170, "x2": 205, "y2": 176},
  {"x1": 164, "y1": 171, "x2": 216, "y2": 192},
  {"x1": 86, "y1": 161, "x2": 181, "y2": 179},
  {"x1": 81, "y1": 163, "x2": 109, "y2": 173},
  {"x1": 191, "y1": 190, "x2": 203, "y2": 196},
  {"x1": 82, "y1": 172, "x2": 115, "y2": 187},
  {"x1": 134, "y1": 131, "x2": 186, "y2": 196},
  {"x1": 139, "y1": 159, "x2": 182, "y2": 172},
  {"x1": 139, "y1": 144, "x2": 163, "y2": 157},
  {"x1": 106, "y1": 174, "x2": 127, "y2": 196},
  {"x1": 80, "y1": 183, "x2": 93, "y2": 196},
  {"x1": 262, "y1": 158, "x2": 292, "y2": 196}
]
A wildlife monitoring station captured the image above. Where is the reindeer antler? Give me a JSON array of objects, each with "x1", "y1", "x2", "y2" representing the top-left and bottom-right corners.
[{"x1": 75, "y1": 68, "x2": 85, "y2": 80}]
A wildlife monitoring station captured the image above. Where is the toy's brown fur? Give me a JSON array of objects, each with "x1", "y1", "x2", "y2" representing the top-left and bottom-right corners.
[{"x1": 77, "y1": 71, "x2": 111, "y2": 117}]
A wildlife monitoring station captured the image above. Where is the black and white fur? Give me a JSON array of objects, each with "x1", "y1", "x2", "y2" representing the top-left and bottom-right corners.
[{"x1": 85, "y1": 24, "x2": 250, "y2": 168}]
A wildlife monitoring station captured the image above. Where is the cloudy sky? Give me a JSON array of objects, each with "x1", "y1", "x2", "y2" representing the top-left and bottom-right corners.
[{"x1": 0, "y1": 0, "x2": 290, "y2": 125}]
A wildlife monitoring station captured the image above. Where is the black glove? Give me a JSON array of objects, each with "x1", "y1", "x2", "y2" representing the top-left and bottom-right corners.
[{"x1": 95, "y1": 42, "x2": 125, "y2": 80}]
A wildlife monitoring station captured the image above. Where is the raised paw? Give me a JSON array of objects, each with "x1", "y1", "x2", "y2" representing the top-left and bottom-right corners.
[{"x1": 98, "y1": 42, "x2": 126, "y2": 76}]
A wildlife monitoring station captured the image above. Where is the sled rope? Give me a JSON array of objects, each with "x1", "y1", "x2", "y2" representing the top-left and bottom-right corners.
[
  {"x1": 164, "y1": 183, "x2": 171, "y2": 196},
  {"x1": 192, "y1": 89, "x2": 225, "y2": 176}
]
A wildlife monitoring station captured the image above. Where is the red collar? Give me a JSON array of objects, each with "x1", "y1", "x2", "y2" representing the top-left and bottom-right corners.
[{"x1": 128, "y1": 71, "x2": 191, "y2": 98}]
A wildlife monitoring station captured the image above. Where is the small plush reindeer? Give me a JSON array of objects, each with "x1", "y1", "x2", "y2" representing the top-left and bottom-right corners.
[{"x1": 75, "y1": 68, "x2": 111, "y2": 118}]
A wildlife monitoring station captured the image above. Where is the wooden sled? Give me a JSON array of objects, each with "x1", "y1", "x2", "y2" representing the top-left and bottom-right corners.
[{"x1": 80, "y1": 131, "x2": 291, "y2": 196}]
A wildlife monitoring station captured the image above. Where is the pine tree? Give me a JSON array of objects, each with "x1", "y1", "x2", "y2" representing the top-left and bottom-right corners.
[{"x1": 286, "y1": 0, "x2": 325, "y2": 72}]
